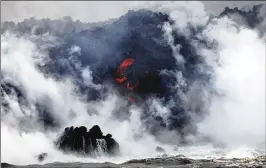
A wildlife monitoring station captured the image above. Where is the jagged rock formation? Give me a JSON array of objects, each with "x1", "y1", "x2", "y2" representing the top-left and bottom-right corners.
[
  {"x1": 37, "y1": 153, "x2": 48, "y2": 162},
  {"x1": 55, "y1": 125, "x2": 119, "y2": 156}
]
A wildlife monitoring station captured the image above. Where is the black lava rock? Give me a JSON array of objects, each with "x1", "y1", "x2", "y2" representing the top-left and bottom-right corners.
[
  {"x1": 37, "y1": 153, "x2": 48, "y2": 162},
  {"x1": 1, "y1": 163, "x2": 15, "y2": 168},
  {"x1": 155, "y1": 146, "x2": 166, "y2": 153},
  {"x1": 55, "y1": 125, "x2": 119, "y2": 156}
]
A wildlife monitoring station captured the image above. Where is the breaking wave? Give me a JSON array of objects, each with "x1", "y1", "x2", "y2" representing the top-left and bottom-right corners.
[{"x1": 1, "y1": 2, "x2": 265, "y2": 165}]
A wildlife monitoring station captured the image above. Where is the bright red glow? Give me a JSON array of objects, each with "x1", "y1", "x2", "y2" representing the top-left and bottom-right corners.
[{"x1": 116, "y1": 58, "x2": 135, "y2": 84}]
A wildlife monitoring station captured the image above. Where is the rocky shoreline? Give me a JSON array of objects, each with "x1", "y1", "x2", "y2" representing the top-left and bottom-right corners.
[
  {"x1": 2, "y1": 155, "x2": 265, "y2": 168},
  {"x1": 2, "y1": 125, "x2": 265, "y2": 168}
]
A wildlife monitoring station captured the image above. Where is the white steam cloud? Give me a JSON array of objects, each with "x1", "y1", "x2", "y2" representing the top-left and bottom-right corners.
[
  {"x1": 146, "y1": 2, "x2": 265, "y2": 151},
  {"x1": 1, "y1": 32, "x2": 176, "y2": 165},
  {"x1": 197, "y1": 17, "x2": 265, "y2": 148},
  {"x1": 2, "y1": 1, "x2": 262, "y2": 23},
  {"x1": 1, "y1": 1, "x2": 265, "y2": 166}
]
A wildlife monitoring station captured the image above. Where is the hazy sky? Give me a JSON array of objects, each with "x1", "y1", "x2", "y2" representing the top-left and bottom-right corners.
[{"x1": 1, "y1": 1, "x2": 264, "y2": 23}]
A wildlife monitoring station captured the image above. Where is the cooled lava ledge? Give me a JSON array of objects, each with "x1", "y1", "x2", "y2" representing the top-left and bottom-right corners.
[{"x1": 55, "y1": 125, "x2": 120, "y2": 156}]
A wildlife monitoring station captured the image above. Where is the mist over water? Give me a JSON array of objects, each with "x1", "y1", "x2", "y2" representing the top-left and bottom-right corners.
[{"x1": 1, "y1": 1, "x2": 265, "y2": 166}]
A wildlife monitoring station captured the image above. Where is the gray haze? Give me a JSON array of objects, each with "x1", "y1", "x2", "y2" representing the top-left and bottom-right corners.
[{"x1": 1, "y1": 1, "x2": 264, "y2": 23}]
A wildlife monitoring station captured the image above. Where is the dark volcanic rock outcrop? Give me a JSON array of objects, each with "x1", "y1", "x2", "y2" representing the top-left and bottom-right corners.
[
  {"x1": 155, "y1": 146, "x2": 166, "y2": 153},
  {"x1": 37, "y1": 153, "x2": 48, "y2": 162},
  {"x1": 55, "y1": 125, "x2": 119, "y2": 156}
]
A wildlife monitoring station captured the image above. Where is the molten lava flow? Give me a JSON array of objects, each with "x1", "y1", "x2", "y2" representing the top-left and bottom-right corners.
[
  {"x1": 115, "y1": 58, "x2": 138, "y2": 104},
  {"x1": 115, "y1": 57, "x2": 164, "y2": 104},
  {"x1": 115, "y1": 76, "x2": 127, "y2": 83},
  {"x1": 116, "y1": 58, "x2": 135, "y2": 84},
  {"x1": 115, "y1": 58, "x2": 135, "y2": 84},
  {"x1": 120, "y1": 58, "x2": 135, "y2": 69}
]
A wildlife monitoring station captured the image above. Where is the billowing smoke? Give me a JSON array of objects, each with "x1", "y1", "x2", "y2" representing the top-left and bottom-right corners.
[
  {"x1": 1, "y1": 1, "x2": 265, "y2": 165},
  {"x1": 197, "y1": 16, "x2": 265, "y2": 148}
]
